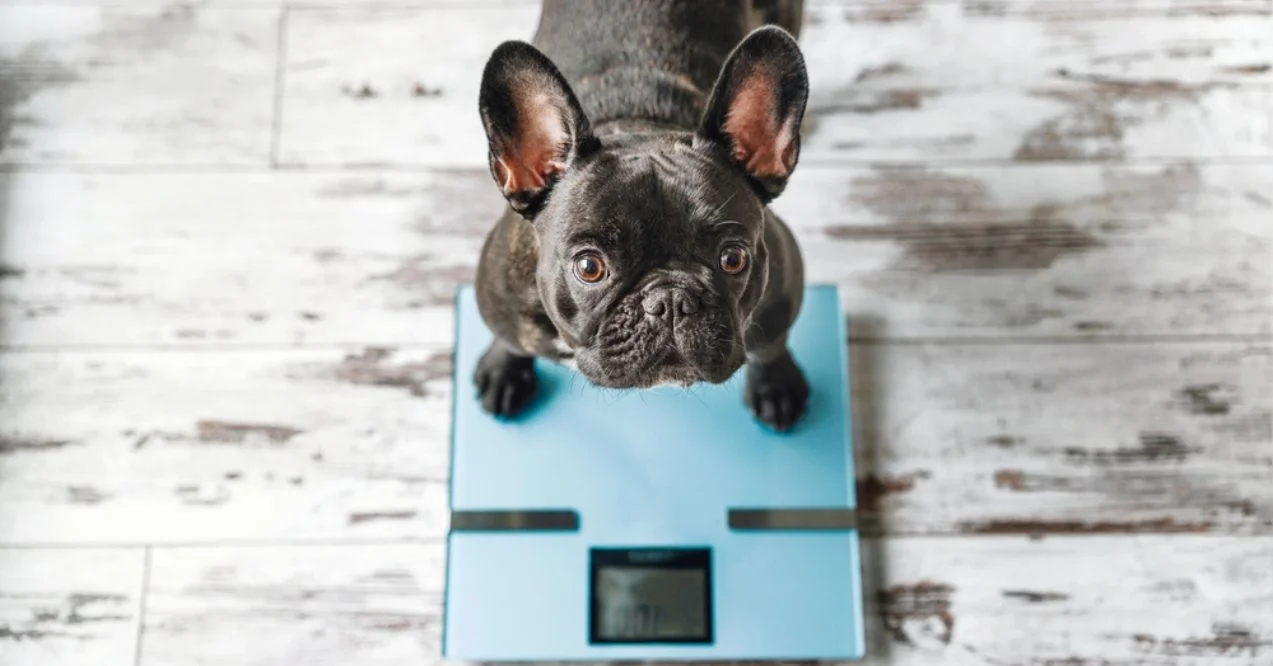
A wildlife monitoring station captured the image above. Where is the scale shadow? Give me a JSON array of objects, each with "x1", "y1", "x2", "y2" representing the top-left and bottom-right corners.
[
  {"x1": 0, "y1": 157, "x2": 12, "y2": 347},
  {"x1": 848, "y1": 314, "x2": 892, "y2": 664}
]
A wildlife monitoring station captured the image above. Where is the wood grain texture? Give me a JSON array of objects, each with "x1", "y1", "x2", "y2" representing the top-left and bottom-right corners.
[
  {"x1": 1, "y1": 163, "x2": 1267, "y2": 349},
  {"x1": 788, "y1": 162, "x2": 1273, "y2": 339},
  {"x1": 803, "y1": 0, "x2": 1273, "y2": 162},
  {"x1": 143, "y1": 544, "x2": 443, "y2": 666},
  {"x1": 0, "y1": 347, "x2": 451, "y2": 545},
  {"x1": 806, "y1": 84, "x2": 1271, "y2": 163},
  {"x1": 0, "y1": 0, "x2": 539, "y2": 6},
  {"x1": 808, "y1": 1, "x2": 1273, "y2": 87},
  {"x1": 855, "y1": 535, "x2": 1273, "y2": 665},
  {"x1": 275, "y1": 1, "x2": 1272, "y2": 168},
  {"x1": 953, "y1": 0, "x2": 1272, "y2": 17},
  {"x1": 0, "y1": 547, "x2": 145, "y2": 665},
  {"x1": 1, "y1": 0, "x2": 1265, "y2": 9},
  {"x1": 849, "y1": 340, "x2": 1272, "y2": 536},
  {"x1": 0, "y1": 170, "x2": 497, "y2": 349},
  {"x1": 0, "y1": 341, "x2": 1266, "y2": 543},
  {"x1": 135, "y1": 536, "x2": 1273, "y2": 666},
  {"x1": 274, "y1": 4, "x2": 531, "y2": 169},
  {"x1": 0, "y1": 4, "x2": 278, "y2": 166}
]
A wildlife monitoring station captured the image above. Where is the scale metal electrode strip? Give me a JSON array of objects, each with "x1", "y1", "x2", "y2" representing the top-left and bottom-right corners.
[
  {"x1": 727, "y1": 507, "x2": 859, "y2": 531},
  {"x1": 449, "y1": 508, "x2": 859, "y2": 532},
  {"x1": 450, "y1": 509, "x2": 580, "y2": 531}
]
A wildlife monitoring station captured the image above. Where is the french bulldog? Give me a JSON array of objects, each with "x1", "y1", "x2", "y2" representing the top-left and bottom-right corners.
[{"x1": 471, "y1": 0, "x2": 812, "y2": 432}]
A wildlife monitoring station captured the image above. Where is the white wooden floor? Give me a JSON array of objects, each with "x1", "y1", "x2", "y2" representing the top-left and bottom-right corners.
[{"x1": 1, "y1": 0, "x2": 1271, "y2": 664}]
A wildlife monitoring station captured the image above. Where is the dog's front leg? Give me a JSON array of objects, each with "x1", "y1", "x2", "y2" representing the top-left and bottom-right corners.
[{"x1": 473, "y1": 338, "x2": 539, "y2": 418}]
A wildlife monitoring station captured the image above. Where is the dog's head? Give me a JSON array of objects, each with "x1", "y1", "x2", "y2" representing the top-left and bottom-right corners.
[{"x1": 477, "y1": 27, "x2": 808, "y2": 389}]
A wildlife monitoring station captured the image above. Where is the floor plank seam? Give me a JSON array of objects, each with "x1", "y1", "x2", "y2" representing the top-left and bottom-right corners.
[
  {"x1": 0, "y1": 534, "x2": 1263, "y2": 553},
  {"x1": 270, "y1": 7, "x2": 290, "y2": 170},
  {"x1": 0, "y1": 538, "x2": 449, "y2": 550},
  {"x1": 1, "y1": 333, "x2": 1270, "y2": 355},
  {"x1": 0, "y1": 0, "x2": 544, "y2": 8},
  {"x1": 0, "y1": 0, "x2": 952, "y2": 8},
  {"x1": 133, "y1": 546, "x2": 152, "y2": 666},
  {"x1": 4, "y1": 155, "x2": 1273, "y2": 175}
]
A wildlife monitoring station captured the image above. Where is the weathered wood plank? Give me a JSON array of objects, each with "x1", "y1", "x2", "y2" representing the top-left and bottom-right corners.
[
  {"x1": 0, "y1": 170, "x2": 497, "y2": 349},
  {"x1": 0, "y1": 341, "x2": 1266, "y2": 543},
  {"x1": 3, "y1": 0, "x2": 1265, "y2": 10},
  {"x1": 849, "y1": 340, "x2": 1273, "y2": 536},
  {"x1": 274, "y1": 4, "x2": 533, "y2": 169},
  {"x1": 276, "y1": 2, "x2": 1272, "y2": 168},
  {"x1": 955, "y1": 0, "x2": 1272, "y2": 19},
  {"x1": 806, "y1": 0, "x2": 1273, "y2": 87},
  {"x1": 1, "y1": 163, "x2": 1267, "y2": 348},
  {"x1": 0, "y1": 0, "x2": 538, "y2": 6},
  {"x1": 0, "y1": 4, "x2": 278, "y2": 165},
  {"x1": 4, "y1": 0, "x2": 1267, "y2": 7},
  {"x1": 0, "y1": 547, "x2": 145, "y2": 665},
  {"x1": 2, "y1": 1, "x2": 1263, "y2": 166},
  {"x1": 137, "y1": 537, "x2": 1273, "y2": 665},
  {"x1": 788, "y1": 162, "x2": 1273, "y2": 340},
  {"x1": 0, "y1": 347, "x2": 452, "y2": 544},
  {"x1": 142, "y1": 544, "x2": 444, "y2": 666},
  {"x1": 858, "y1": 535, "x2": 1273, "y2": 665},
  {"x1": 805, "y1": 85, "x2": 1271, "y2": 164}
]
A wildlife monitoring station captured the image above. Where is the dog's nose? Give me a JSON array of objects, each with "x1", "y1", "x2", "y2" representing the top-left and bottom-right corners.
[
  {"x1": 642, "y1": 288, "x2": 698, "y2": 320},
  {"x1": 673, "y1": 289, "x2": 698, "y2": 315},
  {"x1": 642, "y1": 290, "x2": 669, "y2": 318}
]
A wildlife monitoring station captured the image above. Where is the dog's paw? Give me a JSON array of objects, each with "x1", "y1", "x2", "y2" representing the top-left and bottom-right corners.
[
  {"x1": 744, "y1": 352, "x2": 810, "y2": 433},
  {"x1": 474, "y1": 346, "x2": 538, "y2": 418}
]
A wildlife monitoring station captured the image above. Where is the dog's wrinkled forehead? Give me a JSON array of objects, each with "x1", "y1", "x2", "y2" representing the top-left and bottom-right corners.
[{"x1": 540, "y1": 138, "x2": 764, "y2": 255}]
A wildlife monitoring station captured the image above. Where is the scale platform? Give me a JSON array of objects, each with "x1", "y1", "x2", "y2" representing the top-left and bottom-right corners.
[{"x1": 443, "y1": 284, "x2": 864, "y2": 661}]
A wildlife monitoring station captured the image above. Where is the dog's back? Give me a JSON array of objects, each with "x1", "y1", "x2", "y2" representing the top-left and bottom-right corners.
[{"x1": 530, "y1": 0, "x2": 803, "y2": 133}]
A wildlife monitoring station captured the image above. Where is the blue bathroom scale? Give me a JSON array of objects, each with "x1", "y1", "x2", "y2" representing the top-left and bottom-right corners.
[{"x1": 443, "y1": 284, "x2": 864, "y2": 661}]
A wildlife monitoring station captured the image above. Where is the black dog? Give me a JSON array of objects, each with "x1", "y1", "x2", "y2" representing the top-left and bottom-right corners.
[{"x1": 471, "y1": 0, "x2": 811, "y2": 432}]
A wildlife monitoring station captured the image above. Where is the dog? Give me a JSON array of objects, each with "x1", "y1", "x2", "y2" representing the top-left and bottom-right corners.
[{"x1": 470, "y1": 0, "x2": 811, "y2": 432}]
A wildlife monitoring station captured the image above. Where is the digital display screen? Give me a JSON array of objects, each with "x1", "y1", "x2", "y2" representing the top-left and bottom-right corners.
[{"x1": 589, "y1": 548, "x2": 712, "y2": 644}]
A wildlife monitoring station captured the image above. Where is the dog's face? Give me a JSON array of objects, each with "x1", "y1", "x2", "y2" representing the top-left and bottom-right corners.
[
  {"x1": 530, "y1": 136, "x2": 770, "y2": 388},
  {"x1": 477, "y1": 27, "x2": 808, "y2": 389}
]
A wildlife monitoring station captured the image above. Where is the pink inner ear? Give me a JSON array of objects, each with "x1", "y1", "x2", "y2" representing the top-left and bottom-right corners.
[
  {"x1": 494, "y1": 91, "x2": 570, "y2": 197},
  {"x1": 723, "y1": 76, "x2": 797, "y2": 179}
]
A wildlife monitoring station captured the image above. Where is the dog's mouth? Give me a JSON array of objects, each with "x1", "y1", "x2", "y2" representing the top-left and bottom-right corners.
[
  {"x1": 573, "y1": 290, "x2": 746, "y2": 389},
  {"x1": 577, "y1": 345, "x2": 745, "y2": 390}
]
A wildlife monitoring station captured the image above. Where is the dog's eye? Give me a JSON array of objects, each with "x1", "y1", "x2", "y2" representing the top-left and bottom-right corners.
[
  {"x1": 574, "y1": 253, "x2": 607, "y2": 283},
  {"x1": 719, "y1": 245, "x2": 749, "y2": 274}
]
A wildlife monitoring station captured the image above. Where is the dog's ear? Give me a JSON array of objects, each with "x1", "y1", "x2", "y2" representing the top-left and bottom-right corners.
[
  {"x1": 699, "y1": 26, "x2": 809, "y2": 202},
  {"x1": 478, "y1": 41, "x2": 598, "y2": 218}
]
